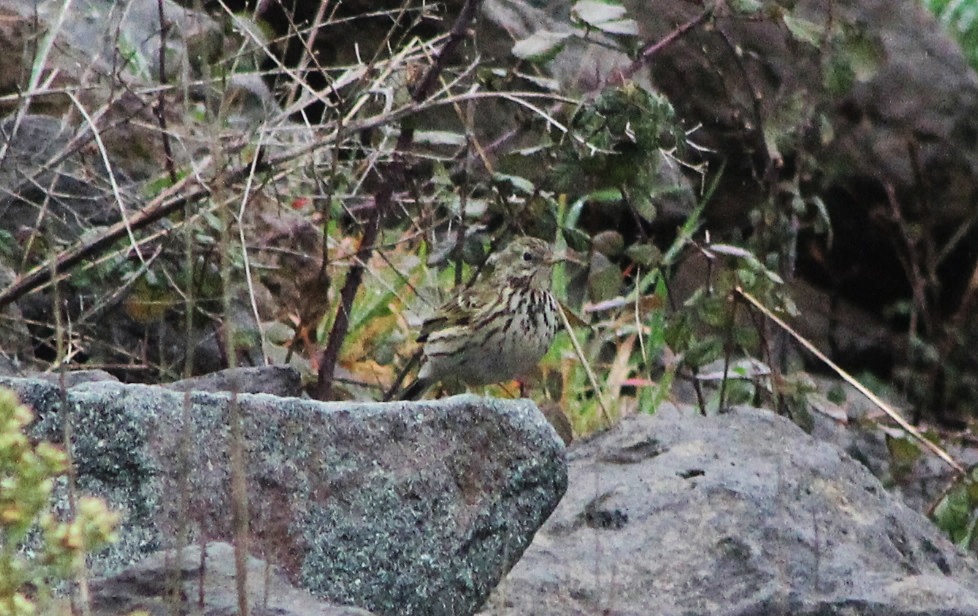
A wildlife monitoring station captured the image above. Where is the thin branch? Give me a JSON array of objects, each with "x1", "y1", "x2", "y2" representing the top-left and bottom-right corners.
[
  {"x1": 610, "y1": 2, "x2": 717, "y2": 85},
  {"x1": 237, "y1": 131, "x2": 273, "y2": 366},
  {"x1": 66, "y1": 91, "x2": 146, "y2": 265},
  {"x1": 155, "y1": 0, "x2": 178, "y2": 183},
  {"x1": 315, "y1": 193, "x2": 386, "y2": 399},
  {"x1": 284, "y1": 0, "x2": 332, "y2": 108},
  {"x1": 0, "y1": 171, "x2": 201, "y2": 309},
  {"x1": 0, "y1": 76, "x2": 567, "y2": 311},
  {"x1": 883, "y1": 182, "x2": 935, "y2": 337},
  {"x1": 410, "y1": 0, "x2": 482, "y2": 101},
  {"x1": 314, "y1": 0, "x2": 485, "y2": 400}
]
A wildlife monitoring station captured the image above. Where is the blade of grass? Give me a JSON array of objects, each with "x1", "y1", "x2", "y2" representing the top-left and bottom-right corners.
[
  {"x1": 735, "y1": 286, "x2": 965, "y2": 475},
  {"x1": 556, "y1": 301, "x2": 612, "y2": 428}
]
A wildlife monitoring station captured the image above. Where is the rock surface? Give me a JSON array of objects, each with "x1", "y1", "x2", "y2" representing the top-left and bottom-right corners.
[
  {"x1": 479, "y1": 406, "x2": 978, "y2": 616},
  {"x1": 164, "y1": 365, "x2": 303, "y2": 397},
  {"x1": 2, "y1": 377, "x2": 566, "y2": 616},
  {"x1": 90, "y1": 541, "x2": 376, "y2": 616}
]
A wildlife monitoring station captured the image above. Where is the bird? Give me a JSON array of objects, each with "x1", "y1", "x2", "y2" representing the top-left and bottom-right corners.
[{"x1": 400, "y1": 236, "x2": 561, "y2": 400}]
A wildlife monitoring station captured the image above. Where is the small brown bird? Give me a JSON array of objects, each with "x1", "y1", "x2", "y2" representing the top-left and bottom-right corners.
[{"x1": 401, "y1": 237, "x2": 561, "y2": 400}]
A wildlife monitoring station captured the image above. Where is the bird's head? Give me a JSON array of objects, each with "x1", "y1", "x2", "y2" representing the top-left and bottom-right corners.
[{"x1": 489, "y1": 237, "x2": 559, "y2": 290}]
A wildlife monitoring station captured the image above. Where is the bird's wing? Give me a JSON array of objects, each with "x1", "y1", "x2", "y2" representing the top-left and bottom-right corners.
[{"x1": 416, "y1": 286, "x2": 490, "y2": 342}]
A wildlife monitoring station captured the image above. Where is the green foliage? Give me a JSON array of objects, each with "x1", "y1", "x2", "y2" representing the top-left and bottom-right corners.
[
  {"x1": 885, "y1": 434, "x2": 923, "y2": 483},
  {"x1": 0, "y1": 388, "x2": 119, "y2": 614},
  {"x1": 820, "y1": 24, "x2": 885, "y2": 96},
  {"x1": 932, "y1": 470, "x2": 978, "y2": 549},
  {"x1": 672, "y1": 245, "x2": 793, "y2": 366},
  {"x1": 553, "y1": 84, "x2": 682, "y2": 221},
  {"x1": 115, "y1": 33, "x2": 152, "y2": 80},
  {"x1": 924, "y1": 0, "x2": 978, "y2": 69},
  {"x1": 0, "y1": 230, "x2": 15, "y2": 260},
  {"x1": 14, "y1": 0, "x2": 832, "y2": 436}
]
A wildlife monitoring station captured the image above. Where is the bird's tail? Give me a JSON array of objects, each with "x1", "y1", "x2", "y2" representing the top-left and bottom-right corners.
[
  {"x1": 399, "y1": 378, "x2": 431, "y2": 401},
  {"x1": 382, "y1": 349, "x2": 424, "y2": 401}
]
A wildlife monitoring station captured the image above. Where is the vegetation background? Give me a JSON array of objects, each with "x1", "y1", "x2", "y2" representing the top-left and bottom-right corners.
[{"x1": 6, "y1": 0, "x2": 978, "y2": 610}]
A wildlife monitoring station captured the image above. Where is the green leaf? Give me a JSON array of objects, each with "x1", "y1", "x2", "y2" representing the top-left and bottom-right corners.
[
  {"x1": 586, "y1": 187, "x2": 625, "y2": 203},
  {"x1": 595, "y1": 19, "x2": 639, "y2": 36},
  {"x1": 824, "y1": 53, "x2": 855, "y2": 96},
  {"x1": 587, "y1": 252, "x2": 622, "y2": 302},
  {"x1": 762, "y1": 268, "x2": 784, "y2": 285},
  {"x1": 512, "y1": 30, "x2": 573, "y2": 62},
  {"x1": 737, "y1": 268, "x2": 757, "y2": 288},
  {"x1": 683, "y1": 336, "x2": 723, "y2": 369},
  {"x1": 491, "y1": 172, "x2": 536, "y2": 195},
  {"x1": 642, "y1": 361, "x2": 675, "y2": 414},
  {"x1": 932, "y1": 484, "x2": 973, "y2": 545},
  {"x1": 414, "y1": 131, "x2": 467, "y2": 146},
  {"x1": 782, "y1": 14, "x2": 824, "y2": 47},
  {"x1": 571, "y1": 1, "x2": 637, "y2": 36},
  {"x1": 592, "y1": 230, "x2": 625, "y2": 257},
  {"x1": 722, "y1": 379, "x2": 757, "y2": 406},
  {"x1": 572, "y1": 0, "x2": 626, "y2": 26},
  {"x1": 561, "y1": 226, "x2": 592, "y2": 253},
  {"x1": 826, "y1": 384, "x2": 846, "y2": 405},
  {"x1": 732, "y1": 324, "x2": 759, "y2": 350},
  {"x1": 839, "y1": 29, "x2": 885, "y2": 82},
  {"x1": 631, "y1": 193, "x2": 657, "y2": 222},
  {"x1": 730, "y1": 0, "x2": 763, "y2": 13},
  {"x1": 886, "y1": 434, "x2": 922, "y2": 482},
  {"x1": 625, "y1": 243, "x2": 661, "y2": 267}
]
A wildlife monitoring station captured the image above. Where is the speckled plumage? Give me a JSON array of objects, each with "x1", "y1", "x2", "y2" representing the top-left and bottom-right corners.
[{"x1": 402, "y1": 237, "x2": 560, "y2": 399}]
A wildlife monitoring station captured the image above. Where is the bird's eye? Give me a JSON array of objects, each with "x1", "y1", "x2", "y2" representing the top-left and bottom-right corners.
[{"x1": 522, "y1": 251, "x2": 534, "y2": 262}]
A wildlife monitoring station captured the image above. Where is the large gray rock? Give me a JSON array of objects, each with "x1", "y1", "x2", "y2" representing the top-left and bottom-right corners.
[
  {"x1": 2, "y1": 377, "x2": 566, "y2": 616},
  {"x1": 480, "y1": 406, "x2": 978, "y2": 615}
]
